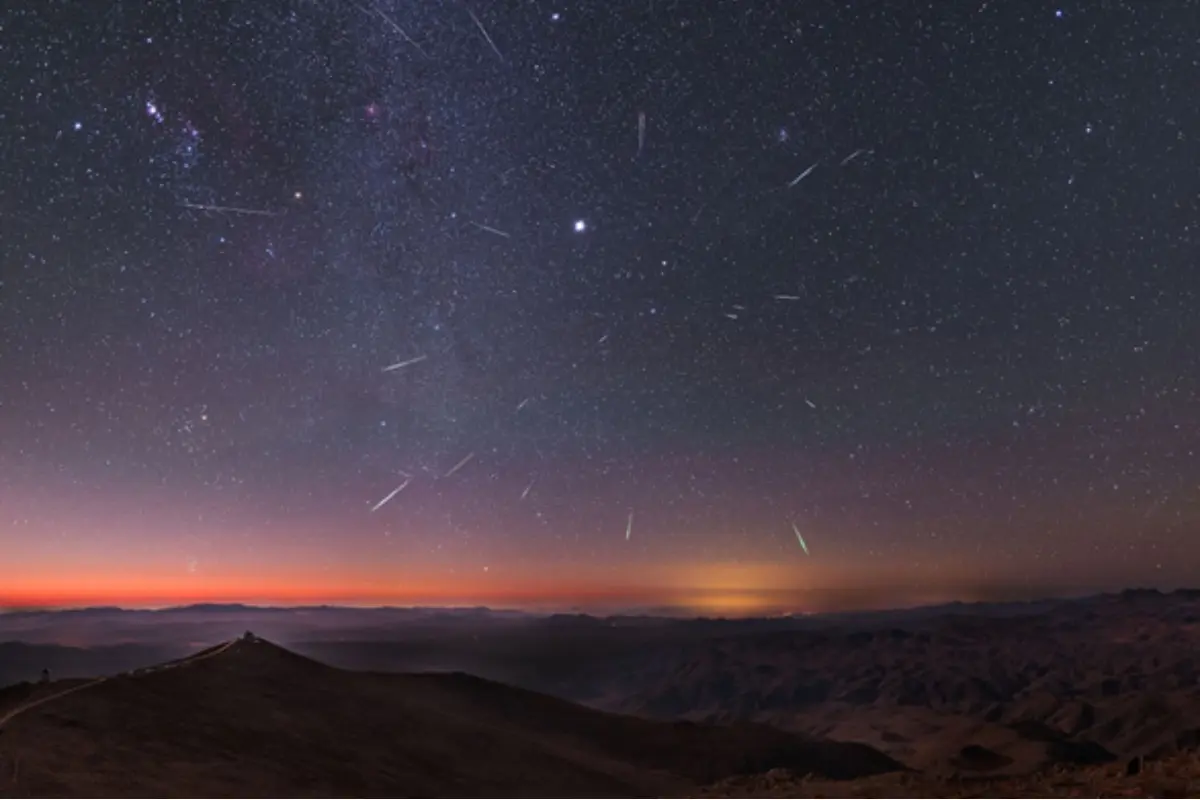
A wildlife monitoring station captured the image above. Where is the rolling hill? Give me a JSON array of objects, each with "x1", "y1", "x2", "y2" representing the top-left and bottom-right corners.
[
  {"x1": 0, "y1": 634, "x2": 901, "y2": 797},
  {"x1": 560, "y1": 590, "x2": 1200, "y2": 778}
]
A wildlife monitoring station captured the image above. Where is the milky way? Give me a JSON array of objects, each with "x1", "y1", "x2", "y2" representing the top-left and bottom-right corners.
[{"x1": 1, "y1": 2, "x2": 1197, "y2": 612}]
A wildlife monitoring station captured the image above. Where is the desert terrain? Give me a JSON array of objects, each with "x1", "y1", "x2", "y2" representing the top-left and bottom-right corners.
[
  {"x1": 4, "y1": 590, "x2": 1200, "y2": 795},
  {"x1": 560, "y1": 589, "x2": 1200, "y2": 779},
  {"x1": 0, "y1": 634, "x2": 900, "y2": 796}
]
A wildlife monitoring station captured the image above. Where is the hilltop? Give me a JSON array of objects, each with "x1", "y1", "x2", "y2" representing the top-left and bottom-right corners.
[{"x1": 0, "y1": 634, "x2": 900, "y2": 797}]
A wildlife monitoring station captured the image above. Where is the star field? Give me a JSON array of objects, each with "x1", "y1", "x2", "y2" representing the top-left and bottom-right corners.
[{"x1": 1, "y1": 1, "x2": 1197, "y2": 613}]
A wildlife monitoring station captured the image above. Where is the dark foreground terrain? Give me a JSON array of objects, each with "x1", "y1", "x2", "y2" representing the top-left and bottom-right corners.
[
  {"x1": 563, "y1": 589, "x2": 1200, "y2": 780},
  {"x1": 7, "y1": 590, "x2": 1200, "y2": 796},
  {"x1": 0, "y1": 635, "x2": 900, "y2": 797},
  {"x1": 698, "y1": 754, "x2": 1200, "y2": 798}
]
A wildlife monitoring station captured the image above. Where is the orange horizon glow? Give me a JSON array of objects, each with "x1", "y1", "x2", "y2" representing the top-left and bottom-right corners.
[{"x1": 0, "y1": 555, "x2": 1096, "y2": 616}]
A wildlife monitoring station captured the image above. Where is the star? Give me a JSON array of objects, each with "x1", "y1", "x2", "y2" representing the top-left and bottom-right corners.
[{"x1": 2, "y1": 0, "x2": 1195, "y2": 616}]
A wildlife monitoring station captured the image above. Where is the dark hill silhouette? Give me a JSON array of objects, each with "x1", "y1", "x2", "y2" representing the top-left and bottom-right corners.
[
  {"x1": 0, "y1": 635, "x2": 902, "y2": 797},
  {"x1": 553, "y1": 590, "x2": 1200, "y2": 778}
]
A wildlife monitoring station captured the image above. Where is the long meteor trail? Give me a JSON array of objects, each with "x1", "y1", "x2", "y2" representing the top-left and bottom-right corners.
[
  {"x1": 791, "y1": 521, "x2": 810, "y2": 555},
  {"x1": 382, "y1": 354, "x2": 428, "y2": 373},
  {"x1": 370, "y1": 478, "x2": 411, "y2": 513}
]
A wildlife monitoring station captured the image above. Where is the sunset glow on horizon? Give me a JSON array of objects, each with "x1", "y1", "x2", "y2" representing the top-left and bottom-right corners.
[{"x1": 2, "y1": 514, "x2": 1171, "y2": 616}]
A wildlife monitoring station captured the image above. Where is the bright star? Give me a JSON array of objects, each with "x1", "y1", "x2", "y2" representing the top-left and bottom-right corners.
[{"x1": 573, "y1": 219, "x2": 587, "y2": 233}]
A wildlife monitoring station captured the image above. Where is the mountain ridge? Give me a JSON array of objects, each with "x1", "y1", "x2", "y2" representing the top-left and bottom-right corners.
[{"x1": 0, "y1": 633, "x2": 902, "y2": 796}]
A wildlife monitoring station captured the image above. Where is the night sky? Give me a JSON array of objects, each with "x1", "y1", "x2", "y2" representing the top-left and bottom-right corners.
[{"x1": 2, "y1": 1, "x2": 1197, "y2": 614}]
